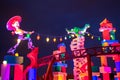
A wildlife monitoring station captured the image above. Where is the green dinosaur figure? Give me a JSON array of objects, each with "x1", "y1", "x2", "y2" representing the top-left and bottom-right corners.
[{"x1": 66, "y1": 24, "x2": 90, "y2": 37}]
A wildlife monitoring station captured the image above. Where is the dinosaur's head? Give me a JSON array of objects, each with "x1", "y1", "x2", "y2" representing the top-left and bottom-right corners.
[{"x1": 85, "y1": 24, "x2": 90, "y2": 29}]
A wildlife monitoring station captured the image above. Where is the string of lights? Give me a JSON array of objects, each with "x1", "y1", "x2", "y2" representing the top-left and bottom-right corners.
[
  {"x1": 34, "y1": 32, "x2": 71, "y2": 42},
  {"x1": 85, "y1": 32, "x2": 101, "y2": 40},
  {"x1": 30, "y1": 31, "x2": 102, "y2": 43}
]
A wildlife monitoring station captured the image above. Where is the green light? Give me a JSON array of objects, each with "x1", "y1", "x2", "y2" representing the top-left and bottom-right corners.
[
  {"x1": 69, "y1": 36, "x2": 71, "y2": 38},
  {"x1": 98, "y1": 37, "x2": 101, "y2": 40}
]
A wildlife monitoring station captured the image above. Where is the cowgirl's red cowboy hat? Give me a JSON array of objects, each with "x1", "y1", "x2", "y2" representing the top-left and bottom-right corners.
[{"x1": 6, "y1": 16, "x2": 22, "y2": 31}]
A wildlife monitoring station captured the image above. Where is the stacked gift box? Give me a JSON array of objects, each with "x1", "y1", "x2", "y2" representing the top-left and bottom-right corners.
[{"x1": 1, "y1": 54, "x2": 23, "y2": 80}]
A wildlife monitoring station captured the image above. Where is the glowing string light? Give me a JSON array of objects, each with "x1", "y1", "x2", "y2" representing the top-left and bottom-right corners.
[
  {"x1": 64, "y1": 36, "x2": 67, "y2": 40},
  {"x1": 36, "y1": 34, "x2": 40, "y2": 40},
  {"x1": 91, "y1": 36, "x2": 94, "y2": 39},
  {"x1": 69, "y1": 36, "x2": 71, "y2": 39},
  {"x1": 53, "y1": 38, "x2": 57, "y2": 42},
  {"x1": 98, "y1": 37, "x2": 101, "y2": 40},
  {"x1": 60, "y1": 37, "x2": 62, "y2": 42},
  {"x1": 46, "y1": 37, "x2": 50, "y2": 42},
  {"x1": 87, "y1": 33, "x2": 90, "y2": 36}
]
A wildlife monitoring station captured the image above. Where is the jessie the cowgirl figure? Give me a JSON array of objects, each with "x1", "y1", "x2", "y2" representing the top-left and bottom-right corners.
[{"x1": 6, "y1": 16, "x2": 34, "y2": 54}]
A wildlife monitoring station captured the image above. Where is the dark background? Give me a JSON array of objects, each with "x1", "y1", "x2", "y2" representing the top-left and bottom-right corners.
[{"x1": 0, "y1": 0, "x2": 120, "y2": 76}]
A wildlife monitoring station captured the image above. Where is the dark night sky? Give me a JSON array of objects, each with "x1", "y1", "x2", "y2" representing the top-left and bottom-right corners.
[{"x1": 0, "y1": 0, "x2": 120, "y2": 75}]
